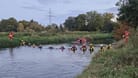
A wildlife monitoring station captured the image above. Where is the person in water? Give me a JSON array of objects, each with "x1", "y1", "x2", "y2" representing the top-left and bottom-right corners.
[
  {"x1": 27, "y1": 43, "x2": 31, "y2": 46},
  {"x1": 48, "y1": 46, "x2": 54, "y2": 49},
  {"x1": 89, "y1": 43, "x2": 94, "y2": 53},
  {"x1": 71, "y1": 45, "x2": 77, "y2": 53},
  {"x1": 60, "y1": 46, "x2": 65, "y2": 51},
  {"x1": 79, "y1": 39, "x2": 82, "y2": 44},
  {"x1": 81, "y1": 44, "x2": 87, "y2": 52},
  {"x1": 107, "y1": 44, "x2": 112, "y2": 50},
  {"x1": 100, "y1": 44, "x2": 105, "y2": 52},
  {"x1": 32, "y1": 44, "x2": 36, "y2": 48},
  {"x1": 38, "y1": 44, "x2": 42, "y2": 49}
]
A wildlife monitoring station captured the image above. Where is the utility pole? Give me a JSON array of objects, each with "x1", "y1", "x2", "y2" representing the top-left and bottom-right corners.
[{"x1": 48, "y1": 8, "x2": 55, "y2": 25}]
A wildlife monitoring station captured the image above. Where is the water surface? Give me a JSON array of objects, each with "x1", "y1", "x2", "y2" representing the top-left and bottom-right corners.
[{"x1": 0, "y1": 44, "x2": 99, "y2": 78}]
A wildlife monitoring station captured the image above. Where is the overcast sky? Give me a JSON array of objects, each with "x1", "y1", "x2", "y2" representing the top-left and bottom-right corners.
[{"x1": 0, "y1": 0, "x2": 118, "y2": 25}]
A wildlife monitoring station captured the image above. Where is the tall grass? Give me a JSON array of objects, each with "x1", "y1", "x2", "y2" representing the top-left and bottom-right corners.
[
  {"x1": 77, "y1": 32, "x2": 138, "y2": 78},
  {"x1": 0, "y1": 32, "x2": 113, "y2": 48}
]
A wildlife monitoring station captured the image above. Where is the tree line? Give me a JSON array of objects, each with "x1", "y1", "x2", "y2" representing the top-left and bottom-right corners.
[
  {"x1": 0, "y1": 18, "x2": 46, "y2": 32},
  {"x1": 0, "y1": 11, "x2": 118, "y2": 33},
  {"x1": 1, "y1": 0, "x2": 137, "y2": 33},
  {"x1": 64, "y1": 11, "x2": 118, "y2": 32},
  {"x1": 0, "y1": 18, "x2": 65, "y2": 32},
  {"x1": 63, "y1": 0, "x2": 138, "y2": 33}
]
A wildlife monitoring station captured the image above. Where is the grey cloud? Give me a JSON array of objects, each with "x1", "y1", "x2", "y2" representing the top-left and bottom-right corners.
[
  {"x1": 22, "y1": 6, "x2": 47, "y2": 11},
  {"x1": 38, "y1": 0, "x2": 58, "y2": 5},
  {"x1": 38, "y1": 0, "x2": 72, "y2": 5}
]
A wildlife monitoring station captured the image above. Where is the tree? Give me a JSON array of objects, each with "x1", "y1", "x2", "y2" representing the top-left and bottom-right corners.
[
  {"x1": 0, "y1": 18, "x2": 46, "y2": 32},
  {"x1": 64, "y1": 17, "x2": 76, "y2": 31},
  {"x1": 17, "y1": 23, "x2": 24, "y2": 32},
  {"x1": 59, "y1": 24, "x2": 64, "y2": 32},
  {"x1": 86, "y1": 11, "x2": 104, "y2": 31},
  {"x1": 75, "y1": 14, "x2": 87, "y2": 31},
  {"x1": 46, "y1": 23, "x2": 59, "y2": 32},
  {"x1": 0, "y1": 17, "x2": 18, "y2": 32},
  {"x1": 102, "y1": 13, "x2": 116, "y2": 32},
  {"x1": 29, "y1": 20, "x2": 44, "y2": 32},
  {"x1": 19, "y1": 20, "x2": 30, "y2": 29},
  {"x1": 117, "y1": 0, "x2": 138, "y2": 30},
  {"x1": 103, "y1": 13, "x2": 114, "y2": 23},
  {"x1": 64, "y1": 11, "x2": 117, "y2": 32}
]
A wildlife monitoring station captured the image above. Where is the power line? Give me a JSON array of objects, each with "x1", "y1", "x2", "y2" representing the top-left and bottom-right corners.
[{"x1": 48, "y1": 8, "x2": 55, "y2": 25}]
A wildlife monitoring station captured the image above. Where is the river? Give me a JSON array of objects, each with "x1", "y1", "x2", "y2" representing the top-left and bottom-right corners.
[{"x1": 0, "y1": 44, "x2": 99, "y2": 78}]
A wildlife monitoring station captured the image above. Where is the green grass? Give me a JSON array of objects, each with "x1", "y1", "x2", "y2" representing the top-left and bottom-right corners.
[
  {"x1": 0, "y1": 32, "x2": 113, "y2": 48},
  {"x1": 77, "y1": 32, "x2": 138, "y2": 78}
]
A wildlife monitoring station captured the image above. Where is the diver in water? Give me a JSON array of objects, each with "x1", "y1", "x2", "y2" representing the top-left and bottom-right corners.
[
  {"x1": 71, "y1": 45, "x2": 77, "y2": 53},
  {"x1": 89, "y1": 43, "x2": 94, "y2": 53},
  {"x1": 81, "y1": 44, "x2": 87, "y2": 53},
  {"x1": 100, "y1": 44, "x2": 105, "y2": 52},
  {"x1": 107, "y1": 44, "x2": 112, "y2": 50},
  {"x1": 60, "y1": 46, "x2": 65, "y2": 52},
  {"x1": 38, "y1": 44, "x2": 42, "y2": 49},
  {"x1": 32, "y1": 44, "x2": 36, "y2": 48},
  {"x1": 48, "y1": 46, "x2": 54, "y2": 49}
]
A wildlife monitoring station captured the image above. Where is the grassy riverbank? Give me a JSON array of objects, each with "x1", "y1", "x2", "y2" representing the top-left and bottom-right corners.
[
  {"x1": 77, "y1": 33, "x2": 138, "y2": 78},
  {"x1": 0, "y1": 32, "x2": 113, "y2": 48}
]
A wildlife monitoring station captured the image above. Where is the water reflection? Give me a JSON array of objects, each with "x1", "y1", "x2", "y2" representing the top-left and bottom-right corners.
[{"x1": 9, "y1": 48, "x2": 14, "y2": 59}]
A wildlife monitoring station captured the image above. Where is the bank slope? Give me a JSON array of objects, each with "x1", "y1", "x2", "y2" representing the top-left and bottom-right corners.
[{"x1": 77, "y1": 35, "x2": 138, "y2": 78}]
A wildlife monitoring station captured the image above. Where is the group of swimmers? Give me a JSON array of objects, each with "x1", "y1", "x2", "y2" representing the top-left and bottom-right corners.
[
  {"x1": 70, "y1": 44, "x2": 94, "y2": 53},
  {"x1": 100, "y1": 44, "x2": 112, "y2": 52},
  {"x1": 20, "y1": 40, "x2": 42, "y2": 48},
  {"x1": 70, "y1": 43, "x2": 112, "y2": 53},
  {"x1": 20, "y1": 40, "x2": 112, "y2": 53}
]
